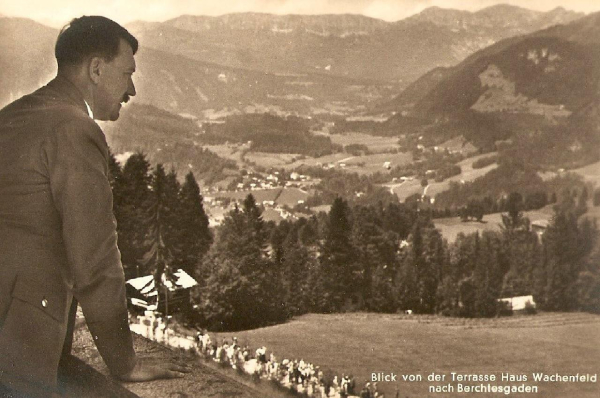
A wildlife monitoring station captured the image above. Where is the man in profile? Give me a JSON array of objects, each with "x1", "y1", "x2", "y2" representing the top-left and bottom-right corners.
[{"x1": 0, "y1": 16, "x2": 187, "y2": 398}]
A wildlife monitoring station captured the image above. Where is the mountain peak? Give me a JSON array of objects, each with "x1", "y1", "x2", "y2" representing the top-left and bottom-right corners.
[
  {"x1": 164, "y1": 12, "x2": 388, "y2": 36},
  {"x1": 549, "y1": 6, "x2": 567, "y2": 12},
  {"x1": 476, "y1": 4, "x2": 535, "y2": 15}
]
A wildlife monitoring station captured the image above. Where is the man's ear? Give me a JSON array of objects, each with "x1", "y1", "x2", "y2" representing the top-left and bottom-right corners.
[{"x1": 88, "y1": 57, "x2": 103, "y2": 84}]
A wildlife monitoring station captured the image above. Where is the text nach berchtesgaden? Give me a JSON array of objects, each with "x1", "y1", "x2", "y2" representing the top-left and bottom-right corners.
[{"x1": 371, "y1": 371, "x2": 598, "y2": 394}]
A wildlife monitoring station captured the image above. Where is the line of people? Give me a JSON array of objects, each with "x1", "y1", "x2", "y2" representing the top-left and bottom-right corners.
[{"x1": 195, "y1": 331, "x2": 385, "y2": 398}]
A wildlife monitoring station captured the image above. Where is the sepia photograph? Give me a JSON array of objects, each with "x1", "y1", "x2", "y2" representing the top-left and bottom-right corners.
[{"x1": 1, "y1": 1, "x2": 599, "y2": 397}]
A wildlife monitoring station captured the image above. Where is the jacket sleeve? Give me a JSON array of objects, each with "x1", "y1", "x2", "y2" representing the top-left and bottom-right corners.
[{"x1": 43, "y1": 117, "x2": 137, "y2": 376}]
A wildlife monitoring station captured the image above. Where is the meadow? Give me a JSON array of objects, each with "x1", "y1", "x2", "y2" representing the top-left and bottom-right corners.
[
  {"x1": 433, "y1": 206, "x2": 555, "y2": 243},
  {"x1": 389, "y1": 153, "x2": 499, "y2": 202},
  {"x1": 213, "y1": 312, "x2": 600, "y2": 398},
  {"x1": 214, "y1": 187, "x2": 310, "y2": 207},
  {"x1": 327, "y1": 132, "x2": 401, "y2": 153}
]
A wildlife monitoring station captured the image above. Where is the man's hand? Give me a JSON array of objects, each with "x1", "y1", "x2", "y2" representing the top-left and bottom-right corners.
[{"x1": 117, "y1": 357, "x2": 191, "y2": 382}]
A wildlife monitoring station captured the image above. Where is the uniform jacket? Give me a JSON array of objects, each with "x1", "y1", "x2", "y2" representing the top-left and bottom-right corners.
[{"x1": 0, "y1": 76, "x2": 136, "y2": 397}]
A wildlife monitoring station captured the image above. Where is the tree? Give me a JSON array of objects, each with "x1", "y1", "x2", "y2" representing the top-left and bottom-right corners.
[
  {"x1": 139, "y1": 165, "x2": 181, "y2": 319},
  {"x1": 351, "y1": 206, "x2": 399, "y2": 312},
  {"x1": 451, "y1": 232, "x2": 481, "y2": 317},
  {"x1": 115, "y1": 152, "x2": 152, "y2": 278},
  {"x1": 397, "y1": 215, "x2": 446, "y2": 314},
  {"x1": 574, "y1": 271, "x2": 600, "y2": 313},
  {"x1": 280, "y1": 225, "x2": 314, "y2": 317},
  {"x1": 420, "y1": 227, "x2": 446, "y2": 313},
  {"x1": 472, "y1": 232, "x2": 506, "y2": 317},
  {"x1": 270, "y1": 220, "x2": 292, "y2": 266},
  {"x1": 193, "y1": 194, "x2": 283, "y2": 330},
  {"x1": 395, "y1": 220, "x2": 426, "y2": 312},
  {"x1": 467, "y1": 200, "x2": 484, "y2": 222},
  {"x1": 382, "y1": 202, "x2": 416, "y2": 240},
  {"x1": 503, "y1": 192, "x2": 524, "y2": 230},
  {"x1": 317, "y1": 197, "x2": 358, "y2": 312},
  {"x1": 593, "y1": 188, "x2": 600, "y2": 207},
  {"x1": 577, "y1": 186, "x2": 588, "y2": 215},
  {"x1": 499, "y1": 193, "x2": 539, "y2": 297},
  {"x1": 107, "y1": 150, "x2": 122, "y2": 191},
  {"x1": 177, "y1": 172, "x2": 212, "y2": 276},
  {"x1": 140, "y1": 165, "x2": 180, "y2": 274},
  {"x1": 535, "y1": 204, "x2": 587, "y2": 311},
  {"x1": 436, "y1": 275, "x2": 459, "y2": 316}
]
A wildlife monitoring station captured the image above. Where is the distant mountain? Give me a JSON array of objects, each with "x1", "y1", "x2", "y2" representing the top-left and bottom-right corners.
[
  {"x1": 101, "y1": 103, "x2": 238, "y2": 183},
  {"x1": 0, "y1": 17, "x2": 57, "y2": 107},
  {"x1": 412, "y1": 12, "x2": 600, "y2": 117},
  {"x1": 0, "y1": 5, "x2": 585, "y2": 118},
  {"x1": 127, "y1": 6, "x2": 582, "y2": 84},
  {"x1": 0, "y1": 16, "x2": 398, "y2": 116},
  {"x1": 412, "y1": 5, "x2": 579, "y2": 33},
  {"x1": 131, "y1": 46, "x2": 398, "y2": 118},
  {"x1": 164, "y1": 13, "x2": 388, "y2": 36},
  {"x1": 374, "y1": 66, "x2": 453, "y2": 112},
  {"x1": 386, "y1": 12, "x2": 600, "y2": 169},
  {"x1": 531, "y1": 10, "x2": 600, "y2": 44}
]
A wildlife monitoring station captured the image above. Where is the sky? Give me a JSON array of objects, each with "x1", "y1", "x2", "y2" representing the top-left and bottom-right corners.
[{"x1": 1, "y1": 0, "x2": 599, "y2": 27}]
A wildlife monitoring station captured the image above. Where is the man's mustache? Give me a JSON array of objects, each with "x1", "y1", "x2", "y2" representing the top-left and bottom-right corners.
[{"x1": 122, "y1": 95, "x2": 130, "y2": 104}]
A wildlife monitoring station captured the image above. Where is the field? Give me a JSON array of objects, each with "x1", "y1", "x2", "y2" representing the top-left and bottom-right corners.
[
  {"x1": 434, "y1": 202, "x2": 600, "y2": 243},
  {"x1": 539, "y1": 160, "x2": 600, "y2": 186},
  {"x1": 215, "y1": 187, "x2": 310, "y2": 207},
  {"x1": 389, "y1": 153, "x2": 498, "y2": 202},
  {"x1": 328, "y1": 132, "x2": 401, "y2": 153},
  {"x1": 214, "y1": 312, "x2": 600, "y2": 398},
  {"x1": 433, "y1": 206, "x2": 556, "y2": 242},
  {"x1": 279, "y1": 151, "x2": 413, "y2": 175},
  {"x1": 572, "y1": 160, "x2": 600, "y2": 186},
  {"x1": 244, "y1": 152, "x2": 303, "y2": 168},
  {"x1": 216, "y1": 188, "x2": 281, "y2": 203}
]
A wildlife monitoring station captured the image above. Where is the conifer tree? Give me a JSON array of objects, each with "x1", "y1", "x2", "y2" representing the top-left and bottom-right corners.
[
  {"x1": 500, "y1": 198, "x2": 539, "y2": 297},
  {"x1": 395, "y1": 221, "x2": 422, "y2": 312},
  {"x1": 270, "y1": 220, "x2": 292, "y2": 266},
  {"x1": 140, "y1": 165, "x2": 180, "y2": 286},
  {"x1": 382, "y1": 202, "x2": 415, "y2": 239},
  {"x1": 419, "y1": 227, "x2": 446, "y2": 313},
  {"x1": 502, "y1": 192, "x2": 524, "y2": 231},
  {"x1": 317, "y1": 197, "x2": 357, "y2": 312},
  {"x1": 107, "y1": 150, "x2": 122, "y2": 191},
  {"x1": 177, "y1": 172, "x2": 212, "y2": 276},
  {"x1": 281, "y1": 225, "x2": 314, "y2": 316},
  {"x1": 193, "y1": 195, "x2": 283, "y2": 330},
  {"x1": 536, "y1": 208, "x2": 581, "y2": 310},
  {"x1": 351, "y1": 206, "x2": 399, "y2": 312},
  {"x1": 455, "y1": 232, "x2": 480, "y2": 317},
  {"x1": 116, "y1": 152, "x2": 152, "y2": 277},
  {"x1": 473, "y1": 232, "x2": 505, "y2": 317}
]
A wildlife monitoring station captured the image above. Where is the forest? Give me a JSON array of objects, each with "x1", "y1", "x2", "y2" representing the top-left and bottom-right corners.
[{"x1": 110, "y1": 153, "x2": 600, "y2": 331}]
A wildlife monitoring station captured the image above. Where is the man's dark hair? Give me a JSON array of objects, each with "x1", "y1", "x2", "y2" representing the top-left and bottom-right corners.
[{"x1": 55, "y1": 16, "x2": 138, "y2": 68}]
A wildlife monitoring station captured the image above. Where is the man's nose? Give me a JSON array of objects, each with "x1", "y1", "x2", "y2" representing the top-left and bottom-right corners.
[{"x1": 127, "y1": 77, "x2": 136, "y2": 97}]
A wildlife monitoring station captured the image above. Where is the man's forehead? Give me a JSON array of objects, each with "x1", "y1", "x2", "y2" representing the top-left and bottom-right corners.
[{"x1": 115, "y1": 38, "x2": 136, "y2": 70}]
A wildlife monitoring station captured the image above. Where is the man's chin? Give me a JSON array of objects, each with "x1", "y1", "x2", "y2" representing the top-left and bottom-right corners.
[{"x1": 108, "y1": 108, "x2": 121, "y2": 121}]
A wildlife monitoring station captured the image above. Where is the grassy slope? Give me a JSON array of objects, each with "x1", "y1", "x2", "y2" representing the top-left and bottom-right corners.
[
  {"x1": 214, "y1": 313, "x2": 600, "y2": 398},
  {"x1": 433, "y1": 206, "x2": 555, "y2": 243},
  {"x1": 391, "y1": 153, "x2": 498, "y2": 202}
]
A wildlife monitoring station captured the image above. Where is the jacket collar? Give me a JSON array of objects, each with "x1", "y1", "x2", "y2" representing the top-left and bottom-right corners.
[{"x1": 43, "y1": 75, "x2": 91, "y2": 118}]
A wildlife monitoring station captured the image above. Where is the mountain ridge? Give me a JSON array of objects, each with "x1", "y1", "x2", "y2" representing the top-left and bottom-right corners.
[
  {"x1": 0, "y1": 5, "x2": 588, "y2": 117},
  {"x1": 378, "y1": 11, "x2": 600, "y2": 169},
  {"x1": 126, "y1": 5, "x2": 583, "y2": 84}
]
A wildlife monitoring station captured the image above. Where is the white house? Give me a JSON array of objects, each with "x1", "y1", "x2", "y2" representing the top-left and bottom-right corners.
[{"x1": 498, "y1": 295, "x2": 536, "y2": 311}]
